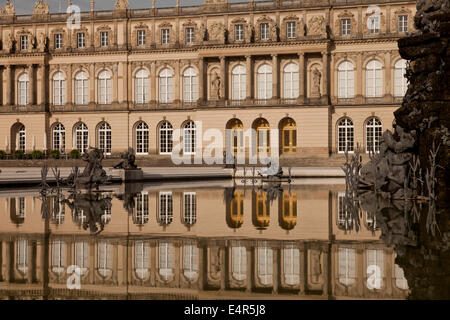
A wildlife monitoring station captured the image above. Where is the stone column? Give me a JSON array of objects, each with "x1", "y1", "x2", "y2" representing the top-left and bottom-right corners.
[
  {"x1": 246, "y1": 55, "x2": 252, "y2": 101},
  {"x1": 198, "y1": 57, "x2": 204, "y2": 104},
  {"x1": 28, "y1": 64, "x2": 35, "y2": 105},
  {"x1": 220, "y1": 56, "x2": 226, "y2": 101},
  {"x1": 40, "y1": 65, "x2": 47, "y2": 106},
  {"x1": 67, "y1": 64, "x2": 73, "y2": 106},
  {"x1": 321, "y1": 51, "x2": 329, "y2": 101},
  {"x1": 272, "y1": 54, "x2": 278, "y2": 100},
  {"x1": 298, "y1": 53, "x2": 305, "y2": 103},
  {"x1": 5, "y1": 65, "x2": 12, "y2": 106},
  {"x1": 151, "y1": 61, "x2": 156, "y2": 104}
]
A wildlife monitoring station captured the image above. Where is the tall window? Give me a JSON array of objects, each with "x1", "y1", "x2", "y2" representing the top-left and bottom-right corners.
[
  {"x1": 135, "y1": 69, "x2": 149, "y2": 104},
  {"x1": 98, "y1": 122, "x2": 111, "y2": 155},
  {"x1": 77, "y1": 33, "x2": 86, "y2": 48},
  {"x1": 338, "y1": 247, "x2": 356, "y2": 286},
  {"x1": 52, "y1": 123, "x2": 65, "y2": 152},
  {"x1": 137, "y1": 30, "x2": 146, "y2": 46},
  {"x1": 161, "y1": 29, "x2": 170, "y2": 44},
  {"x1": 98, "y1": 70, "x2": 112, "y2": 104},
  {"x1": 54, "y1": 34, "x2": 63, "y2": 49},
  {"x1": 338, "y1": 61, "x2": 355, "y2": 98},
  {"x1": 75, "y1": 123, "x2": 89, "y2": 153},
  {"x1": 231, "y1": 245, "x2": 247, "y2": 281},
  {"x1": 159, "y1": 68, "x2": 174, "y2": 103},
  {"x1": 368, "y1": 15, "x2": 380, "y2": 34},
  {"x1": 135, "y1": 192, "x2": 149, "y2": 225},
  {"x1": 254, "y1": 119, "x2": 270, "y2": 155},
  {"x1": 260, "y1": 23, "x2": 270, "y2": 40},
  {"x1": 75, "y1": 71, "x2": 89, "y2": 105},
  {"x1": 235, "y1": 24, "x2": 244, "y2": 41},
  {"x1": 183, "y1": 244, "x2": 199, "y2": 281},
  {"x1": 52, "y1": 240, "x2": 65, "y2": 275},
  {"x1": 183, "y1": 121, "x2": 196, "y2": 155},
  {"x1": 159, "y1": 121, "x2": 173, "y2": 155},
  {"x1": 75, "y1": 242, "x2": 88, "y2": 275},
  {"x1": 100, "y1": 31, "x2": 109, "y2": 47},
  {"x1": 283, "y1": 63, "x2": 299, "y2": 99},
  {"x1": 20, "y1": 35, "x2": 28, "y2": 50},
  {"x1": 257, "y1": 245, "x2": 273, "y2": 286},
  {"x1": 97, "y1": 242, "x2": 112, "y2": 278},
  {"x1": 18, "y1": 73, "x2": 29, "y2": 106},
  {"x1": 183, "y1": 67, "x2": 198, "y2": 103},
  {"x1": 257, "y1": 64, "x2": 273, "y2": 100},
  {"x1": 17, "y1": 240, "x2": 28, "y2": 275},
  {"x1": 281, "y1": 118, "x2": 297, "y2": 154},
  {"x1": 366, "y1": 60, "x2": 383, "y2": 97},
  {"x1": 398, "y1": 15, "x2": 408, "y2": 33},
  {"x1": 231, "y1": 65, "x2": 246, "y2": 101},
  {"x1": 135, "y1": 241, "x2": 149, "y2": 280},
  {"x1": 135, "y1": 122, "x2": 149, "y2": 155},
  {"x1": 53, "y1": 71, "x2": 66, "y2": 106},
  {"x1": 341, "y1": 19, "x2": 351, "y2": 35},
  {"x1": 338, "y1": 193, "x2": 353, "y2": 230},
  {"x1": 394, "y1": 59, "x2": 408, "y2": 97},
  {"x1": 366, "y1": 117, "x2": 382, "y2": 154},
  {"x1": 17, "y1": 197, "x2": 26, "y2": 219},
  {"x1": 287, "y1": 21, "x2": 296, "y2": 38},
  {"x1": 159, "y1": 192, "x2": 173, "y2": 225},
  {"x1": 283, "y1": 246, "x2": 300, "y2": 286},
  {"x1": 18, "y1": 125, "x2": 26, "y2": 152},
  {"x1": 185, "y1": 27, "x2": 195, "y2": 44},
  {"x1": 183, "y1": 192, "x2": 197, "y2": 226},
  {"x1": 159, "y1": 242, "x2": 174, "y2": 281},
  {"x1": 338, "y1": 118, "x2": 354, "y2": 153}
]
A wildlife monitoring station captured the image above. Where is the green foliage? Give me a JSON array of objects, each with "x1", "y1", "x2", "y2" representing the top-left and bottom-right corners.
[
  {"x1": 0, "y1": 150, "x2": 5, "y2": 159},
  {"x1": 69, "y1": 149, "x2": 81, "y2": 159},
  {"x1": 12, "y1": 150, "x2": 26, "y2": 159},
  {"x1": 31, "y1": 150, "x2": 44, "y2": 159},
  {"x1": 49, "y1": 150, "x2": 61, "y2": 159}
]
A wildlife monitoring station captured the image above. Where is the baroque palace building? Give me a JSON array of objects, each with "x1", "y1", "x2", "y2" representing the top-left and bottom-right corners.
[{"x1": 0, "y1": 0, "x2": 416, "y2": 160}]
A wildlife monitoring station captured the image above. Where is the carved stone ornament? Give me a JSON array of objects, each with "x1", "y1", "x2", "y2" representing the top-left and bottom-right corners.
[
  {"x1": 38, "y1": 32, "x2": 48, "y2": 52},
  {"x1": 5, "y1": 32, "x2": 15, "y2": 52},
  {"x1": 307, "y1": 15, "x2": 326, "y2": 36},
  {"x1": 208, "y1": 22, "x2": 226, "y2": 43},
  {"x1": 114, "y1": 0, "x2": 129, "y2": 10},
  {"x1": 311, "y1": 67, "x2": 322, "y2": 97},
  {"x1": 33, "y1": 0, "x2": 50, "y2": 15},
  {"x1": 210, "y1": 69, "x2": 222, "y2": 100},
  {"x1": 1, "y1": 0, "x2": 15, "y2": 16}
]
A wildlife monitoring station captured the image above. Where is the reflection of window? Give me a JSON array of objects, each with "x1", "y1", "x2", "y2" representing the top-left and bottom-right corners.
[
  {"x1": 75, "y1": 242, "x2": 88, "y2": 275},
  {"x1": 183, "y1": 192, "x2": 197, "y2": 226},
  {"x1": 135, "y1": 192, "x2": 149, "y2": 225},
  {"x1": 253, "y1": 191, "x2": 270, "y2": 229},
  {"x1": 183, "y1": 244, "x2": 199, "y2": 281},
  {"x1": 52, "y1": 197, "x2": 65, "y2": 224},
  {"x1": 135, "y1": 241, "x2": 149, "y2": 280},
  {"x1": 366, "y1": 249, "x2": 383, "y2": 290},
  {"x1": 52, "y1": 240, "x2": 65, "y2": 275},
  {"x1": 338, "y1": 247, "x2": 355, "y2": 286},
  {"x1": 257, "y1": 245, "x2": 273, "y2": 286},
  {"x1": 98, "y1": 242, "x2": 112, "y2": 278},
  {"x1": 280, "y1": 192, "x2": 297, "y2": 230},
  {"x1": 231, "y1": 245, "x2": 247, "y2": 281},
  {"x1": 394, "y1": 257, "x2": 408, "y2": 290},
  {"x1": 17, "y1": 197, "x2": 26, "y2": 219},
  {"x1": 158, "y1": 242, "x2": 174, "y2": 281},
  {"x1": 337, "y1": 193, "x2": 353, "y2": 230},
  {"x1": 159, "y1": 192, "x2": 173, "y2": 225},
  {"x1": 17, "y1": 239, "x2": 28, "y2": 275},
  {"x1": 230, "y1": 191, "x2": 244, "y2": 227},
  {"x1": 283, "y1": 246, "x2": 300, "y2": 286}
]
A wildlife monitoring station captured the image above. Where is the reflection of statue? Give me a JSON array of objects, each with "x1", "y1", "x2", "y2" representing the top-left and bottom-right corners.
[
  {"x1": 312, "y1": 68, "x2": 321, "y2": 96},
  {"x1": 114, "y1": 147, "x2": 138, "y2": 170},
  {"x1": 211, "y1": 71, "x2": 221, "y2": 99}
]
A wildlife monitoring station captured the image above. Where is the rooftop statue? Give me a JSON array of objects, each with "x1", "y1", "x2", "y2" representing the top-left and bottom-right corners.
[
  {"x1": 114, "y1": 0, "x2": 129, "y2": 10},
  {"x1": 33, "y1": 0, "x2": 50, "y2": 15},
  {"x1": 0, "y1": 0, "x2": 15, "y2": 16}
]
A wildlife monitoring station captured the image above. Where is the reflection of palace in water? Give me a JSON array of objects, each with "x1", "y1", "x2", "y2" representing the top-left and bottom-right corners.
[{"x1": 0, "y1": 184, "x2": 409, "y2": 299}]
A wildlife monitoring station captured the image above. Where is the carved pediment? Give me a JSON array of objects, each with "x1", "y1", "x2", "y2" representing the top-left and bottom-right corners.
[
  {"x1": 1, "y1": 0, "x2": 15, "y2": 16},
  {"x1": 231, "y1": 17, "x2": 248, "y2": 24},
  {"x1": 283, "y1": 14, "x2": 300, "y2": 22},
  {"x1": 257, "y1": 15, "x2": 274, "y2": 24},
  {"x1": 97, "y1": 25, "x2": 112, "y2": 31},
  {"x1": 183, "y1": 19, "x2": 197, "y2": 27},
  {"x1": 33, "y1": 0, "x2": 49, "y2": 15}
]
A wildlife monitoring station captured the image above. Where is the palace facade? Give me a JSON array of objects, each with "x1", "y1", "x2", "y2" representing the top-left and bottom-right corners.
[{"x1": 0, "y1": 0, "x2": 416, "y2": 160}]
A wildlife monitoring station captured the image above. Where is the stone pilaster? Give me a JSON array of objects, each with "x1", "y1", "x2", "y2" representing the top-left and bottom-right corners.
[
  {"x1": 220, "y1": 56, "x2": 226, "y2": 101},
  {"x1": 298, "y1": 53, "x2": 305, "y2": 103},
  {"x1": 246, "y1": 55, "x2": 252, "y2": 101},
  {"x1": 272, "y1": 54, "x2": 279, "y2": 100}
]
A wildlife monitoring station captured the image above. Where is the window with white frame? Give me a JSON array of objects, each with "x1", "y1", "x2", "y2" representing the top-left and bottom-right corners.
[
  {"x1": 257, "y1": 64, "x2": 273, "y2": 100},
  {"x1": 368, "y1": 15, "x2": 380, "y2": 34},
  {"x1": 337, "y1": 193, "x2": 353, "y2": 230},
  {"x1": 287, "y1": 21, "x2": 296, "y2": 39},
  {"x1": 52, "y1": 123, "x2": 65, "y2": 152},
  {"x1": 100, "y1": 31, "x2": 109, "y2": 47},
  {"x1": 337, "y1": 118, "x2": 354, "y2": 153},
  {"x1": 54, "y1": 34, "x2": 63, "y2": 49},
  {"x1": 75, "y1": 122, "x2": 89, "y2": 153},
  {"x1": 52, "y1": 71, "x2": 66, "y2": 106},
  {"x1": 366, "y1": 249, "x2": 383, "y2": 290},
  {"x1": 158, "y1": 242, "x2": 174, "y2": 281},
  {"x1": 135, "y1": 69, "x2": 149, "y2": 104},
  {"x1": 398, "y1": 15, "x2": 408, "y2": 33},
  {"x1": 366, "y1": 117, "x2": 382, "y2": 154},
  {"x1": 183, "y1": 121, "x2": 196, "y2": 155},
  {"x1": 51, "y1": 198, "x2": 64, "y2": 224},
  {"x1": 17, "y1": 239, "x2": 28, "y2": 275},
  {"x1": 18, "y1": 125, "x2": 26, "y2": 152},
  {"x1": 75, "y1": 71, "x2": 89, "y2": 105},
  {"x1": 341, "y1": 19, "x2": 351, "y2": 35},
  {"x1": 235, "y1": 24, "x2": 244, "y2": 41},
  {"x1": 18, "y1": 73, "x2": 29, "y2": 106},
  {"x1": 257, "y1": 245, "x2": 273, "y2": 286},
  {"x1": 183, "y1": 244, "x2": 199, "y2": 281},
  {"x1": 159, "y1": 68, "x2": 174, "y2": 103},
  {"x1": 183, "y1": 192, "x2": 197, "y2": 226},
  {"x1": 135, "y1": 122, "x2": 149, "y2": 155},
  {"x1": 97, "y1": 242, "x2": 112, "y2": 278},
  {"x1": 161, "y1": 28, "x2": 170, "y2": 45},
  {"x1": 283, "y1": 63, "x2": 299, "y2": 99},
  {"x1": 135, "y1": 192, "x2": 149, "y2": 225},
  {"x1": 20, "y1": 35, "x2": 28, "y2": 50},
  {"x1": 98, "y1": 122, "x2": 111, "y2": 155},
  {"x1": 231, "y1": 65, "x2": 246, "y2": 100},
  {"x1": 17, "y1": 197, "x2": 26, "y2": 218},
  {"x1": 394, "y1": 59, "x2": 408, "y2": 97},
  {"x1": 159, "y1": 121, "x2": 173, "y2": 154},
  {"x1": 159, "y1": 192, "x2": 173, "y2": 225},
  {"x1": 338, "y1": 61, "x2": 355, "y2": 98},
  {"x1": 185, "y1": 27, "x2": 195, "y2": 44},
  {"x1": 135, "y1": 241, "x2": 149, "y2": 280},
  {"x1": 260, "y1": 23, "x2": 270, "y2": 40},
  {"x1": 52, "y1": 240, "x2": 65, "y2": 275},
  {"x1": 75, "y1": 242, "x2": 88, "y2": 275},
  {"x1": 283, "y1": 246, "x2": 300, "y2": 286},
  {"x1": 365, "y1": 60, "x2": 383, "y2": 97},
  {"x1": 77, "y1": 33, "x2": 86, "y2": 48},
  {"x1": 183, "y1": 67, "x2": 198, "y2": 103},
  {"x1": 338, "y1": 247, "x2": 356, "y2": 286},
  {"x1": 98, "y1": 70, "x2": 112, "y2": 104},
  {"x1": 232, "y1": 245, "x2": 247, "y2": 281},
  {"x1": 137, "y1": 30, "x2": 146, "y2": 46}
]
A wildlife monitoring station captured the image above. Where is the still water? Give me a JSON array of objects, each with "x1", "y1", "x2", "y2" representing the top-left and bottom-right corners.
[{"x1": 0, "y1": 179, "x2": 446, "y2": 300}]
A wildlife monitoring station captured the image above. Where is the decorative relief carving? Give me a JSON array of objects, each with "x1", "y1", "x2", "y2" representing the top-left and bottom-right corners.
[
  {"x1": 33, "y1": 0, "x2": 49, "y2": 16},
  {"x1": 391, "y1": 7, "x2": 413, "y2": 33},
  {"x1": 208, "y1": 22, "x2": 226, "y2": 43},
  {"x1": 1, "y1": 0, "x2": 15, "y2": 16},
  {"x1": 280, "y1": 14, "x2": 304, "y2": 41},
  {"x1": 5, "y1": 32, "x2": 15, "y2": 53},
  {"x1": 334, "y1": 10, "x2": 357, "y2": 36},
  {"x1": 38, "y1": 32, "x2": 48, "y2": 52},
  {"x1": 307, "y1": 15, "x2": 326, "y2": 36}
]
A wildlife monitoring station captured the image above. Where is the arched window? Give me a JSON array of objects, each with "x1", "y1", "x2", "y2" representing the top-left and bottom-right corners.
[
  {"x1": 366, "y1": 117, "x2": 382, "y2": 154},
  {"x1": 52, "y1": 240, "x2": 65, "y2": 275},
  {"x1": 17, "y1": 239, "x2": 28, "y2": 275},
  {"x1": 280, "y1": 192, "x2": 297, "y2": 230},
  {"x1": 228, "y1": 191, "x2": 244, "y2": 228},
  {"x1": 283, "y1": 63, "x2": 299, "y2": 99},
  {"x1": 183, "y1": 121, "x2": 196, "y2": 155},
  {"x1": 365, "y1": 60, "x2": 383, "y2": 97},
  {"x1": 338, "y1": 247, "x2": 356, "y2": 286},
  {"x1": 394, "y1": 59, "x2": 408, "y2": 97},
  {"x1": 283, "y1": 246, "x2": 300, "y2": 286},
  {"x1": 159, "y1": 121, "x2": 173, "y2": 155},
  {"x1": 75, "y1": 242, "x2": 88, "y2": 275},
  {"x1": 253, "y1": 191, "x2": 270, "y2": 229},
  {"x1": 366, "y1": 249, "x2": 383, "y2": 290},
  {"x1": 135, "y1": 69, "x2": 149, "y2": 104},
  {"x1": 98, "y1": 122, "x2": 111, "y2": 155},
  {"x1": 257, "y1": 245, "x2": 273, "y2": 286},
  {"x1": 75, "y1": 71, "x2": 89, "y2": 105},
  {"x1": 98, "y1": 70, "x2": 112, "y2": 104},
  {"x1": 18, "y1": 73, "x2": 29, "y2": 106},
  {"x1": 159, "y1": 68, "x2": 174, "y2": 103},
  {"x1": 97, "y1": 242, "x2": 112, "y2": 278},
  {"x1": 159, "y1": 192, "x2": 173, "y2": 225},
  {"x1": 135, "y1": 122, "x2": 149, "y2": 155},
  {"x1": 280, "y1": 118, "x2": 296, "y2": 154},
  {"x1": 338, "y1": 61, "x2": 355, "y2": 98},
  {"x1": 337, "y1": 118, "x2": 354, "y2": 153},
  {"x1": 135, "y1": 192, "x2": 149, "y2": 225},
  {"x1": 52, "y1": 123, "x2": 65, "y2": 152},
  {"x1": 257, "y1": 64, "x2": 272, "y2": 100},
  {"x1": 182, "y1": 244, "x2": 199, "y2": 282},
  {"x1": 231, "y1": 65, "x2": 246, "y2": 101},
  {"x1": 158, "y1": 242, "x2": 174, "y2": 281},
  {"x1": 18, "y1": 125, "x2": 26, "y2": 152},
  {"x1": 231, "y1": 245, "x2": 247, "y2": 281},
  {"x1": 135, "y1": 241, "x2": 149, "y2": 280},
  {"x1": 52, "y1": 71, "x2": 66, "y2": 106},
  {"x1": 183, "y1": 67, "x2": 198, "y2": 103},
  {"x1": 183, "y1": 192, "x2": 197, "y2": 227},
  {"x1": 226, "y1": 119, "x2": 244, "y2": 157},
  {"x1": 74, "y1": 123, "x2": 89, "y2": 153}
]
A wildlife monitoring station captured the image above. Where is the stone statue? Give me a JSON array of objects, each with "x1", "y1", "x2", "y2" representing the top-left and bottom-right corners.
[
  {"x1": 31, "y1": 36, "x2": 37, "y2": 49},
  {"x1": 271, "y1": 23, "x2": 278, "y2": 41},
  {"x1": 198, "y1": 23, "x2": 206, "y2": 43},
  {"x1": 415, "y1": 0, "x2": 450, "y2": 33},
  {"x1": 1, "y1": 0, "x2": 15, "y2": 16},
  {"x1": 38, "y1": 33, "x2": 47, "y2": 52},
  {"x1": 312, "y1": 68, "x2": 321, "y2": 96},
  {"x1": 114, "y1": 0, "x2": 129, "y2": 10},
  {"x1": 5, "y1": 33, "x2": 14, "y2": 53},
  {"x1": 211, "y1": 71, "x2": 222, "y2": 99},
  {"x1": 114, "y1": 147, "x2": 138, "y2": 170},
  {"x1": 245, "y1": 24, "x2": 254, "y2": 43},
  {"x1": 33, "y1": 0, "x2": 50, "y2": 15}
]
